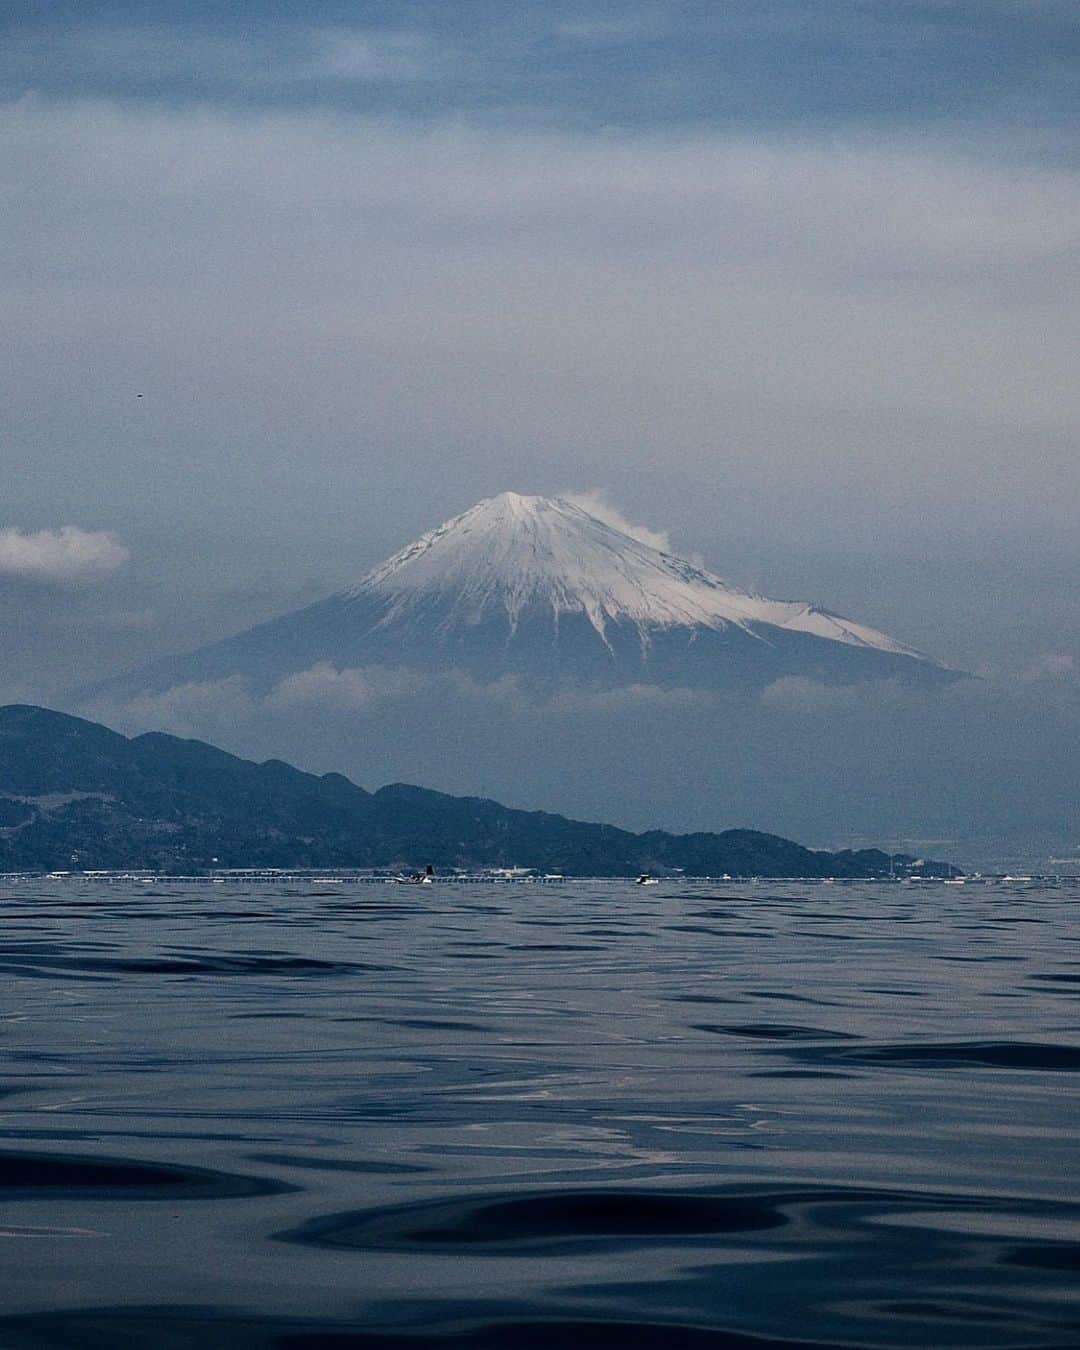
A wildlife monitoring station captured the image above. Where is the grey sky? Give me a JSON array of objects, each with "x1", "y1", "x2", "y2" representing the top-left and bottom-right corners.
[
  {"x1": 4, "y1": 2, "x2": 1080, "y2": 130},
  {"x1": 2, "y1": 3, "x2": 1077, "y2": 860}
]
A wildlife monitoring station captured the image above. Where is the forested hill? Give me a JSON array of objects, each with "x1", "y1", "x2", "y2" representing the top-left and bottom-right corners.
[{"x1": 0, "y1": 706, "x2": 955, "y2": 877}]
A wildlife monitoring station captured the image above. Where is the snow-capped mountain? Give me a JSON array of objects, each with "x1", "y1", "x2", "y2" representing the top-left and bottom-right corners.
[
  {"x1": 355, "y1": 493, "x2": 925, "y2": 658},
  {"x1": 98, "y1": 492, "x2": 950, "y2": 695}
]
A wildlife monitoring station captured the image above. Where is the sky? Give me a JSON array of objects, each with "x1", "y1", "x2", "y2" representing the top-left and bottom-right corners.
[{"x1": 2, "y1": 2, "x2": 1078, "y2": 863}]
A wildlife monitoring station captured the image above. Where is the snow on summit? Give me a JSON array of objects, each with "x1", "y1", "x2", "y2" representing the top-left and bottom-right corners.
[
  {"x1": 348, "y1": 492, "x2": 925, "y2": 660},
  {"x1": 92, "y1": 490, "x2": 948, "y2": 700}
]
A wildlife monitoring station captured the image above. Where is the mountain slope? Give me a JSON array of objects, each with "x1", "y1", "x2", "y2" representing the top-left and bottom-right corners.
[
  {"x1": 355, "y1": 493, "x2": 925, "y2": 655},
  {"x1": 94, "y1": 494, "x2": 951, "y2": 696},
  {"x1": 0, "y1": 706, "x2": 954, "y2": 876}
]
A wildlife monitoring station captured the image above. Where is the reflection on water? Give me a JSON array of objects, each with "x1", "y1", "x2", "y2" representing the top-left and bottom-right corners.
[{"x1": 0, "y1": 878, "x2": 1077, "y2": 1347}]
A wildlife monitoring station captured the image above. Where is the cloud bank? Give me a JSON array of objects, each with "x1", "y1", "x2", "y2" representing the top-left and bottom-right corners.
[
  {"x1": 0, "y1": 525, "x2": 129, "y2": 582},
  {"x1": 79, "y1": 654, "x2": 1079, "y2": 871},
  {"x1": 4, "y1": 99, "x2": 1078, "y2": 570}
]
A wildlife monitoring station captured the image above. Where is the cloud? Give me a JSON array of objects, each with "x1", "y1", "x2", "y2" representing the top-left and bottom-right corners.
[
  {"x1": 78, "y1": 656, "x2": 1080, "y2": 870},
  {"x1": 310, "y1": 29, "x2": 447, "y2": 83},
  {"x1": 1016, "y1": 651, "x2": 1076, "y2": 685},
  {"x1": 547, "y1": 680, "x2": 717, "y2": 713},
  {"x1": 0, "y1": 526, "x2": 129, "y2": 583},
  {"x1": 93, "y1": 663, "x2": 443, "y2": 737},
  {"x1": 268, "y1": 662, "x2": 377, "y2": 710},
  {"x1": 565, "y1": 492, "x2": 673, "y2": 554},
  {"x1": 267, "y1": 662, "x2": 431, "y2": 710},
  {"x1": 0, "y1": 24, "x2": 450, "y2": 97},
  {"x1": 105, "y1": 675, "x2": 257, "y2": 737},
  {"x1": 757, "y1": 675, "x2": 918, "y2": 714},
  {"x1": 4, "y1": 7, "x2": 1076, "y2": 136},
  {"x1": 5, "y1": 97, "x2": 1077, "y2": 573}
]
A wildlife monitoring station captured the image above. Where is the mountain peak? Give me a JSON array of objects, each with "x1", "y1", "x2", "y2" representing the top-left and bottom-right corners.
[
  {"x1": 477, "y1": 490, "x2": 555, "y2": 516},
  {"x1": 88, "y1": 492, "x2": 948, "y2": 702},
  {"x1": 347, "y1": 492, "x2": 927, "y2": 660}
]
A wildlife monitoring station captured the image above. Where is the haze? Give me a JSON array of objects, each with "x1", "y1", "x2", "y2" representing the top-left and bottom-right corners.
[{"x1": 3, "y1": 2, "x2": 1077, "y2": 868}]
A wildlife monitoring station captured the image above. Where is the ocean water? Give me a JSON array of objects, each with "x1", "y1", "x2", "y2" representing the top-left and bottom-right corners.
[{"x1": 0, "y1": 877, "x2": 1077, "y2": 1348}]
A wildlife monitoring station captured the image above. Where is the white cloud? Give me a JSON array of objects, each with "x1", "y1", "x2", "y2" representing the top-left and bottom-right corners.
[
  {"x1": 758, "y1": 675, "x2": 919, "y2": 714},
  {"x1": 267, "y1": 662, "x2": 430, "y2": 710},
  {"x1": 91, "y1": 675, "x2": 256, "y2": 740},
  {"x1": 98, "y1": 664, "x2": 440, "y2": 734},
  {"x1": 565, "y1": 492, "x2": 673, "y2": 554},
  {"x1": 759, "y1": 675, "x2": 857, "y2": 713},
  {"x1": 268, "y1": 662, "x2": 375, "y2": 710},
  {"x1": 548, "y1": 680, "x2": 717, "y2": 713},
  {"x1": 128, "y1": 674, "x2": 255, "y2": 720},
  {"x1": 0, "y1": 526, "x2": 129, "y2": 582}
]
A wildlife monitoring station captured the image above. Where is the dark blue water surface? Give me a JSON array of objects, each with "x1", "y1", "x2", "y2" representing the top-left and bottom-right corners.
[{"x1": 0, "y1": 878, "x2": 1077, "y2": 1348}]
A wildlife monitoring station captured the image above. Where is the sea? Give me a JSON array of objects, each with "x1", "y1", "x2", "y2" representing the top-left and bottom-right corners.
[{"x1": 0, "y1": 876, "x2": 1077, "y2": 1349}]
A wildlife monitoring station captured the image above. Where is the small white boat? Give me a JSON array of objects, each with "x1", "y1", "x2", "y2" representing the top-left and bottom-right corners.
[
  {"x1": 396, "y1": 867, "x2": 434, "y2": 885},
  {"x1": 635, "y1": 874, "x2": 660, "y2": 886}
]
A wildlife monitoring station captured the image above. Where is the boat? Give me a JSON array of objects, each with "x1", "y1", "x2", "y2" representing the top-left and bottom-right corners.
[
  {"x1": 396, "y1": 866, "x2": 434, "y2": 885},
  {"x1": 635, "y1": 873, "x2": 659, "y2": 886}
]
